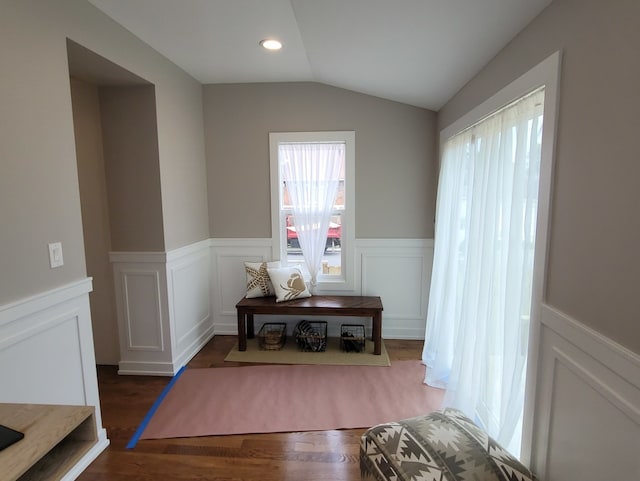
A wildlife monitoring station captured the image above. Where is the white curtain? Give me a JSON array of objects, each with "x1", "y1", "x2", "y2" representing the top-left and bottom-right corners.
[
  {"x1": 423, "y1": 89, "x2": 544, "y2": 456},
  {"x1": 280, "y1": 142, "x2": 344, "y2": 291}
]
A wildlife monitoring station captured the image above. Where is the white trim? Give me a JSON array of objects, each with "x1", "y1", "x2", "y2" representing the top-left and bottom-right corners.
[
  {"x1": 167, "y1": 243, "x2": 213, "y2": 365},
  {"x1": 166, "y1": 238, "x2": 211, "y2": 262},
  {"x1": 438, "y1": 50, "x2": 562, "y2": 463},
  {"x1": 208, "y1": 237, "x2": 273, "y2": 248},
  {"x1": 209, "y1": 237, "x2": 433, "y2": 339},
  {"x1": 269, "y1": 131, "x2": 356, "y2": 291},
  {"x1": 110, "y1": 240, "x2": 213, "y2": 376},
  {"x1": 0, "y1": 277, "x2": 92, "y2": 326},
  {"x1": 121, "y1": 269, "x2": 164, "y2": 351},
  {"x1": 117, "y1": 361, "x2": 178, "y2": 377},
  {"x1": 532, "y1": 304, "x2": 640, "y2": 479},
  {"x1": 357, "y1": 238, "x2": 433, "y2": 340},
  {"x1": 209, "y1": 239, "x2": 275, "y2": 332},
  {"x1": 109, "y1": 251, "x2": 166, "y2": 263},
  {"x1": 520, "y1": 50, "x2": 562, "y2": 463},
  {"x1": 551, "y1": 346, "x2": 639, "y2": 422},
  {"x1": 172, "y1": 325, "x2": 214, "y2": 370},
  {"x1": 541, "y1": 304, "x2": 640, "y2": 387},
  {"x1": 0, "y1": 279, "x2": 109, "y2": 478},
  {"x1": 0, "y1": 308, "x2": 80, "y2": 352},
  {"x1": 441, "y1": 51, "x2": 561, "y2": 141}
]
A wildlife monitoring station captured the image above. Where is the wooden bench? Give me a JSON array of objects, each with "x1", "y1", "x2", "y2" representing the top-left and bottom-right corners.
[{"x1": 236, "y1": 295, "x2": 384, "y2": 354}]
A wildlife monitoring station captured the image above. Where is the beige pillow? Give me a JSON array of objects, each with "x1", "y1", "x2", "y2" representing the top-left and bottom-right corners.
[
  {"x1": 244, "y1": 261, "x2": 279, "y2": 298},
  {"x1": 267, "y1": 266, "x2": 312, "y2": 303}
]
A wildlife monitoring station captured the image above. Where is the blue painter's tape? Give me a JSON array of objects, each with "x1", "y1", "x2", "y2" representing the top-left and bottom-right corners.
[{"x1": 126, "y1": 365, "x2": 187, "y2": 449}]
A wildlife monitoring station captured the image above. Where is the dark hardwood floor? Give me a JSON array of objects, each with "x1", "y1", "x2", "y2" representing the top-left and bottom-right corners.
[{"x1": 77, "y1": 336, "x2": 424, "y2": 481}]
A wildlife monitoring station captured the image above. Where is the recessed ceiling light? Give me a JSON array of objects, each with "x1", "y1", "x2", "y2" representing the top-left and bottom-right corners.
[{"x1": 260, "y1": 39, "x2": 282, "y2": 51}]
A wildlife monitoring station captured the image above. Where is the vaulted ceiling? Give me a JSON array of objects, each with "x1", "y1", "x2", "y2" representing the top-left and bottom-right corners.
[{"x1": 88, "y1": 0, "x2": 553, "y2": 110}]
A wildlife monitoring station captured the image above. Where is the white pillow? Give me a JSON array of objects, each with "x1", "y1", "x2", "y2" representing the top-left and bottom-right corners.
[
  {"x1": 244, "y1": 261, "x2": 279, "y2": 298},
  {"x1": 267, "y1": 266, "x2": 312, "y2": 303}
]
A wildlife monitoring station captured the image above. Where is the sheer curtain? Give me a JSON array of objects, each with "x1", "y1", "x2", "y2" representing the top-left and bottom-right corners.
[
  {"x1": 280, "y1": 142, "x2": 344, "y2": 291},
  {"x1": 423, "y1": 89, "x2": 544, "y2": 456}
]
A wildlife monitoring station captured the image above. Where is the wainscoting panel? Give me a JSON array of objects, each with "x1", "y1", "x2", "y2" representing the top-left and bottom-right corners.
[
  {"x1": 0, "y1": 312, "x2": 86, "y2": 403},
  {"x1": 121, "y1": 270, "x2": 164, "y2": 351},
  {"x1": 167, "y1": 240, "x2": 213, "y2": 369},
  {"x1": 530, "y1": 305, "x2": 640, "y2": 481},
  {"x1": 111, "y1": 253, "x2": 171, "y2": 375},
  {"x1": 210, "y1": 239, "x2": 274, "y2": 335},
  {"x1": 210, "y1": 238, "x2": 433, "y2": 339},
  {"x1": 111, "y1": 241, "x2": 213, "y2": 376},
  {"x1": 0, "y1": 279, "x2": 109, "y2": 472},
  {"x1": 358, "y1": 239, "x2": 433, "y2": 339}
]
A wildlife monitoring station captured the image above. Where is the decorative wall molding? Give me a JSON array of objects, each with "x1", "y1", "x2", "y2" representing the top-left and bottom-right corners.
[
  {"x1": 209, "y1": 237, "x2": 273, "y2": 249},
  {"x1": 541, "y1": 305, "x2": 640, "y2": 385},
  {"x1": 108, "y1": 251, "x2": 167, "y2": 263},
  {"x1": 110, "y1": 240, "x2": 213, "y2": 376},
  {"x1": 167, "y1": 238, "x2": 212, "y2": 262},
  {"x1": 111, "y1": 256, "x2": 171, "y2": 374},
  {"x1": 121, "y1": 270, "x2": 164, "y2": 351},
  {"x1": 530, "y1": 304, "x2": 640, "y2": 481},
  {"x1": 0, "y1": 279, "x2": 109, "y2": 474},
  {"x1": 210, "y1": 239, "x2": 274, "y2": 335},
  {"x1": 210, "y1": 237, "x2": 434, "y2": 339},
  {"x1": 168, "y1": 241, "x2": 213, "y2": 369},
  {"x1": 107, "y1": 236, "x2": 432, "y2": 370},
  {"x1": 0, "y1": 277, "x2": 93, "y2": 326},
  {"x1": 358, "y1": 239, "x2": 433, "y2": 339}
]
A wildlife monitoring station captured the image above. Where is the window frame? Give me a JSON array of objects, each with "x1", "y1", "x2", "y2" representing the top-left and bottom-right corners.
[
  {"x1": 269, "y1": 131, "x2": 355, "y2": 291},
  {"x1": 439, "y1": 51, "x2": 561, "y2": 464}
]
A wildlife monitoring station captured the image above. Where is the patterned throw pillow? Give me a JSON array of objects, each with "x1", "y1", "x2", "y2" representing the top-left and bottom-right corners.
[
  {"x1": 267, "y1": 266, "x2": 312, "y2": 303},
  {"x1": 244, "y1": 261, "x2": 279, "y2": 298}
]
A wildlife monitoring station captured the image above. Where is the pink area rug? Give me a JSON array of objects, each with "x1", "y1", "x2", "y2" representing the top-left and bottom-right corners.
[{"x1": 140, "y1": 361, "x2": 444, "y2": 439}]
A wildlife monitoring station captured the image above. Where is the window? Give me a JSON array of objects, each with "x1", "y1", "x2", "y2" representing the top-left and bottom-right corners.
[
  {"x1": 423, "y1": 87, "x2": 548, "y2": 458},
  {"x1": 270, "y1": 131, "x2": 355, "y2": 291}
]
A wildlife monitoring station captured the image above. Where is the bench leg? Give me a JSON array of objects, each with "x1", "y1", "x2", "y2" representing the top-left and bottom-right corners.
[
  {"x1": 237, "y1": 310, "x2": 247, "y2": 351},
  {"x1": 373, "y1": 312, "x2": 382, "y2": 355},
  {"x1": 246, "y1": 314, "x2": 255, "y2": 339}
]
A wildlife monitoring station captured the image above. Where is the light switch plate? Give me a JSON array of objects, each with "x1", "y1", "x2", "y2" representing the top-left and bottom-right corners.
[{"x1": 48, "y1": 242, "x2": 64, "y2": 268}]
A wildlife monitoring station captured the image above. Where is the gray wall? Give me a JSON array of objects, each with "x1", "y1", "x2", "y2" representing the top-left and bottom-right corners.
[
  {"x1": 438, "y1": 0, "x2": 640, "y2": 354},
  {"x1": 0, "y1": 0, "x2": 209, "y2": 305},
  {"x1": 70, "y1": 78, "x2": 119, "y2": 364},
  {"x1": 100, "y1": 85, "x2": 165, "y2": 252},
  {"x1": 203, "y1": 82, "x2": 437, "y2": 239}
]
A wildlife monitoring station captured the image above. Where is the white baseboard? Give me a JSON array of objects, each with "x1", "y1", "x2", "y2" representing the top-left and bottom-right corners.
[
  {"x1": 118, "y1": 360, "x2": 179, "y2": 377},
  {"x1": 116, "y1": 326, "x2": 212, "y2": 375}
]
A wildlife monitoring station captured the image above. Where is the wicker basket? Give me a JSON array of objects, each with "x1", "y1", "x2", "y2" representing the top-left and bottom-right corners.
[
  {"x1": 294, "y1": 320, "x2": 327, "y2": 352},
  {"x1": 257, "y1": 322, "x2": 287, "y2": 350},
  {"x1": 340, "y1": 324, "x2": 366, "y2": 352}
]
